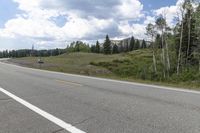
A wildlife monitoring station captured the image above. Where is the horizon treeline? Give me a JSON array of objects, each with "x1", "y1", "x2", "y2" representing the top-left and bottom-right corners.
[
  {"x1": 0, "y1": 48, "x2": 66, "y2": 58},
  {"x1": 0, "y1": 35, "x2": 147, "y2": 58},
  {"x1": 68, "y1": 35, "x2": 147, "y2": 54}
]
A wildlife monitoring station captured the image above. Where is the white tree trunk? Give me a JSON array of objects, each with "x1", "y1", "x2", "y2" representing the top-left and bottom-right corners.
[
  {"x1": 161, "y1": 30, "x2": 166, "y2": 78},
  {"x1": 153, "y1": 51, "x2": 157, "y2": 73},
  {"x1": 165, "y1": 41, "x2": 171, "y2": 70},
  {"x1": 177, "y1": 23, "x2": 184, "y2": 75},
  {"x1": 152, "y1": 36, "x2": 157, "y2": 73}
]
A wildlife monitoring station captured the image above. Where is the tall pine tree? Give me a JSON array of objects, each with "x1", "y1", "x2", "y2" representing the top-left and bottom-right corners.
[
  {"x1": 95, "y1": 40, "x2": 100, "y2": 53},
  {"x1": 141, "y1": 39, "x2": 147, "y2": 48},
  {"x1": 103, "y1": 35, "x2": 112, "y2": 54},
  {"x1": 112, "y1": 44, "x2": 119, "y2": 54},
  {"x1": 91, "y1": 45, "x2": 96, "y2": 53},
  {"x1": 130, "y1": 36, "x2": 135, "y2": 51},
  {"x1": 135, "y1": 40, "x2": 140, "y2": 50}
]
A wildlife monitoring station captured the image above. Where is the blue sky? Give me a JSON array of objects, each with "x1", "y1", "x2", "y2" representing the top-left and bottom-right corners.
[
  {"x1": 0, "y1": 0, "x2": 20, "y2": 28},
  {"x1": 0, "y1": 0, "x2": 181, "y2": 50},
  {"x1": 141, "y1": 0, "x2": 177, "y2": 10}
]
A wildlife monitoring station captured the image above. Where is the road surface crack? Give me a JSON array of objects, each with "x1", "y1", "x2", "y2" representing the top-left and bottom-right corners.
[
  {"x1": 74, "y1": 116, "x2": 94, "y2": 126},
  {"x1": 52, "y1": 128, "x2": 64, "y2": 133}
]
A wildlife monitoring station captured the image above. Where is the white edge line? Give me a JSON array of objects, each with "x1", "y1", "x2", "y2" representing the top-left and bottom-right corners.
[
  {"x1": 1, "y1": 61, "x2": 200, "y2": 95},
  {"x1": 0, "y1": 87, "x2": 86, "y2": 133}
]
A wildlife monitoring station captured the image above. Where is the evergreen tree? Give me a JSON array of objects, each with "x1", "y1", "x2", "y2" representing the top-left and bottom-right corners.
[
  {"x1": 194, "y1": 4, "x2": 200, "y2": 45},
  {"x1": 193, "y1": 4, "x2": 200, "y2": 71},
  {"x1": 103, "y1": 35, "x2": 111, "y2": 54},
  {"x1": 141, "y1": 39, "x2": 147, "y2": 48},
  {"x1": 112, "y1": 44, "x2": 119, "y2": 54},
  {"x1": 55, "y1": 48, "x2": 59, "y2": 56},
  {"x1": 75, "y1": 41, "x2": 80, "y2": 52},
  {"x1": 130, "y1": 36, "x2": 135, "y2": 51},
  {"x1": 179, "y1": 1, "x2": 197, "y2": 65},
  {"x1": 135, "y1": 40, "x2": 140, "y2": 50},
  {"x1": 95, "y1": 41, "x2": 100, "y2": 53},
  {"x1": 124, "y1": 41, "x2": 129, "y2": 52},
  {"x1": 91, "y1": 45, "x2": 96, "y2": 53}
]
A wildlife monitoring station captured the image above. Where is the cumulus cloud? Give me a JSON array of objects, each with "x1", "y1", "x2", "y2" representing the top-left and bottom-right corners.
[
  {"x1": 1, "y1": 0, "x2": 186, "y2": 49},
  {"x1": 153, "y1": 0, "x2": 184, "y2": 27},
  {"x1": 115, "y1": 0, "x2": 144, "y2": 20},
  {"x1": 0, "y1": 0, "x2": 147, "y2": 49}
]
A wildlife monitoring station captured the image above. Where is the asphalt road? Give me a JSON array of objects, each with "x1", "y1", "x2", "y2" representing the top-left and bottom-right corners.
[{"x1": 0, "y1": 61, "x2": 200, "y2": 133}]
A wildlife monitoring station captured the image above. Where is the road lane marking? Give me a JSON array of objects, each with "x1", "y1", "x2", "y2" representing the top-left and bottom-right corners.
[
  {"x1": 1, "y1": 61, "x2": 200, "y2": 95},
  {"x1": 0, "y1": 87, "x2": 86, "y2": 133},
  {"x1": 55, "y1": 80, "x2": 83, "y2": 87}
]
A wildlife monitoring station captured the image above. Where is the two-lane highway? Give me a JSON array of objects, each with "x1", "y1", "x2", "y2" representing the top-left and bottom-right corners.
[{"x1": 0, "y1": 61, "x2": 200, "y2": 133}]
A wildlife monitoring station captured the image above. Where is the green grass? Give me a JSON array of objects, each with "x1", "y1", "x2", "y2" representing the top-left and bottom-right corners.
[
  {"x1": 10, "y1": 52, "x2": 125, "y2": 76},
  {"x1": 9, "y1": 50, "x2": 200, "y2": 90}
]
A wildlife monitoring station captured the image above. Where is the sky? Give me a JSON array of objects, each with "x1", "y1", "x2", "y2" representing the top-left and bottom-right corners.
[{"x1": 0, "y1": 0, "x2": 183, "y2": 50}]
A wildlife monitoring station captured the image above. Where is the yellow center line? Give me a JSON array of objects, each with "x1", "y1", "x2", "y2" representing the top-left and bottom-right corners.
[{"x1": 55, "y1": 79, "x2": 83, "y2": 87}]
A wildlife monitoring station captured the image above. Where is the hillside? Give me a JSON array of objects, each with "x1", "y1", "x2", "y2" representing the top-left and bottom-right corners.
[
  {"x1": 9, "y1": 52, "x2": 124, "y2": 76},
  {"x1": 9, "y1": 49, "x2": 200, "y2": 89}
]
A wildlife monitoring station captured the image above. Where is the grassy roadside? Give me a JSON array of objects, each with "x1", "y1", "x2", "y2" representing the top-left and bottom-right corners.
[{"x1": 8, "y1": 50, "x2": 200, "y2": 90}]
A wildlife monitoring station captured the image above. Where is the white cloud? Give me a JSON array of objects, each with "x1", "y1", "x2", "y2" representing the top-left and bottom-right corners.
[
  {"x1": 115, "y1": 0, "x2": 144, "y2": 20},
  {"x1": 5, "y1": 0, "x2": 191, "y2": 50},
  {"x1": 144, "y1": 16, "x2": 155, "y2": 25},
  {"x1": 154, "y1": 6, "x2": 178, "y2": 27},
  {"x1": 13, "y1": 0, "x2": 41, "y2": 11},
  {"x1": 0, "y1": 0, "x2": 146, "y2": 49},
  {"x1": 131, "y1": 24, "x2": 146, "y2": 39},
  {"x1": 118, "y1": 21, "x2": 147, "y2": 40},
  {"x1": 153, "y1": 0, "x2": 184, "y2": 27},
  {"x1": 61, "y1": 15, "x2": 116, "y2": 39}
]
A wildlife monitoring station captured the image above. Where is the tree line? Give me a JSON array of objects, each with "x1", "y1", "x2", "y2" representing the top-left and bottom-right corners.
[
  {"x1": 90, "y1": 35, "x2": 147, "y2": 54},
  {"x1": 0, "y1": 35, "x2": 146, "y2": 58},
  {"x1": 64, "y1": 35, "x2": 147, "y2": 54},
  {"x1": 0, "y1": 48, "x2": 66, "y2": 58}
]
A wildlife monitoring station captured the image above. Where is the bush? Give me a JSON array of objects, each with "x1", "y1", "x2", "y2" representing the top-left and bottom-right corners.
[
  {"x1": 90, "y1": 61, "x2": 97, "y2": 66},
  {"x1": 113, "y1": 59, "x2": 124, "y2": 63},
  {"x1": 180, "y1": 71, "x2": 196, "y2": 82},
  {"x1": 169, "y1": 70, "x2": 200, "y2": 83}
]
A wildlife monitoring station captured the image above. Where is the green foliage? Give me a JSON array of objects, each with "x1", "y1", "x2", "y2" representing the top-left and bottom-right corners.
[
  {"x1": 91, "y1": 45, "x2": 96, "y2": 53},
  {"x1": 92, "y1": 49, "x2": 154, "y2": 79},
  {"x1": 67, "y1": 41, "x2": 91, "y2": 53},
  {"x1": 155, "y1": 34, "x2": 162, "y2": 48},
  {"x1": 112, "y1": 44, "x2": 119, "y2": 54},
  {"x1": 11, "y1": 48, "x2": 200, "y2": 88},
  {"x1": 141, "y1": 39, "x2": 147, "y2": 49},
  {"x1": 135, "y1": 40, "x2": 140, "y2": 50},
  {"x1": 129, "y1": 36, "x2": 135, "y2": 51},
  {"x1": 95, "y1": 41, "x2": 100, "y2": 53},
  {"x1": 170, "y1": 69, "x2": 200, "y2": 84},
  {"x1": 174, "y1": 0, "x2": 199, "y2": 68},
  {"x1": 103, "y1": 35, "x2": 112, "y2": 54},
  {"x1": 90, "y1": 48, "x2": 200, "y2": 86},
  {"x1": 146, "y1": 23, "x2": 157, "y2": 40},
  {"x1": 0, "y1": 49, "x2": 66, "y2": 58},
  {"x1": 155, "y1": 16, "x2": 166, "y2": 31}
]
